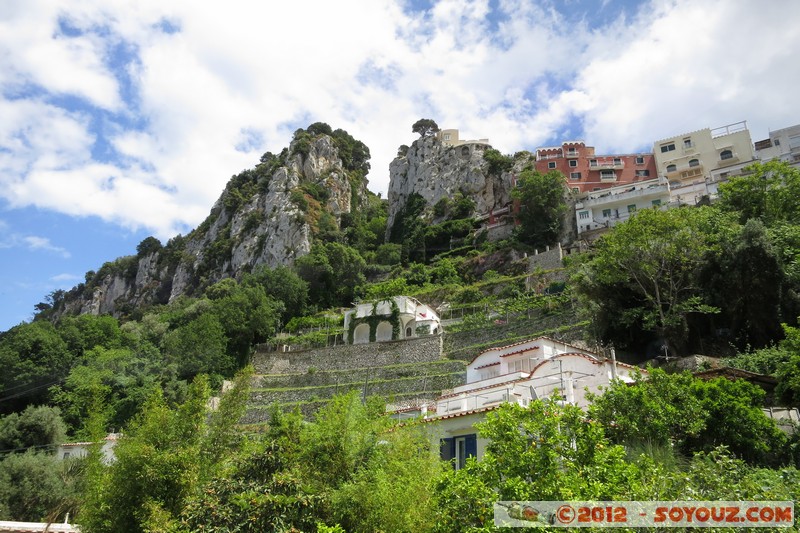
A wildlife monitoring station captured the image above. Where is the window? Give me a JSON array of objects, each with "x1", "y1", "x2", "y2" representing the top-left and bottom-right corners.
[
  {"x1": 774, "y1": 139, "x2": 781, "y2": 146},
  {"x1": 569, "y1": 159, "x2": 578, "y2": 167},
  {"x1": 635, "y1": 170, "x2": 650, "y2": 177},
  {"x1": 719, "y1": 172, "x2": 729, "y2": 179},
  {"x1": 440, "y1": 434, "x2": 477, "y2": 470},
  {"x1": 547, "y1": 161, "x2": 557, "y2": 169},
  {"x1": 602, "y1": 208, "x2": 612, "y2": 218},
  {"x1": 570, "y1": 172, "x2": 582, "y2": 180},
  {"x1": 683, "y1": 138, "x2": 692, "y2": 148},
  {"x1": 613, "y1": 158, "x2": 621, "y2": 165},
  {"x1": 600, "y1": 170, "x2": 616, "y2": 180},
  {"x1": 651, "y1": 199, "x2": 661, "y2": 207},
  {"x1": 720, "y1": 150, "x2": 733, "y2": 160},
  {"x1": 579, "y1": 210, "x2": 589, "y2": 219},
  {"x1": 510, "y1": 359, "x2": 528, "y2": 373},
  {"x1": 661, "y1": 143, "x2": 676, "y2": 153},
  {"x1": 589, "y1": 159, "x2": 597, "y2": 167},
  {"x1": 627, "y1": 204, "x2": 637, "y2": 213},
  {"x1": 443, "y1": 133, "x2": 451, "y2": 141},
  {"x1": 666, "y1": 164, "x2": 677, "y2": 172},
  {"x1": 688, "y1": 159, "x2": 699, "y2": 167},
  {"x1": 635, "y1": 156, "x2": 645, "y2": 164}
]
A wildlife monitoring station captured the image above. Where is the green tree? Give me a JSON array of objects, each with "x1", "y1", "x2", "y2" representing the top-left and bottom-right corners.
[
  {"x1": 717, "y1": 160, "x2": 800, "y2": 225},
  {"x1": 80, "y1": 371, "x2": 252, "y2": 533},
  {"x1": 411, "y1": 118, "x2": 439, "y2": 137},
  {"x1": 432, "y1": 400, "x2": 640, "y2": 532},
  {"x1": 246, "y1": 265, "x2": 310, "y2": 323},
  {"x1": 511, "y1": 169, "x2": 567, "y2": 249},
  {"x1": 162, "y1": 312, "x2": 231, "y2": 379},
  {"x1": 483, "y1": 148, "x2": 513, "y2": 175},
  {"x1": 702, "y1": 219, "x2": 784, "y2": 348},
  {"x1": 588, "y1": 368, "x2": 788, "y2": 466},
  {"x1": 295, "y1": 243, "x2": 366, "y2": 308},
  {"x1": 574, "y1": 207, "x2": 726, "y2": 353},
  {"x1": 0, "y1": 451, "x2": 81, "y2": 522},
  {"x1": 0, "y1": 405, "x2": 67, "y2": 452},
  {"x1": 0, "y1": 321, "x2": 73, "y2": 412}
]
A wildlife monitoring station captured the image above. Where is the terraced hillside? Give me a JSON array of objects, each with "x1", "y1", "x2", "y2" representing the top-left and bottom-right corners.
[{"x1": 244, "y1": 335, "x2": 465, "y2": 422}]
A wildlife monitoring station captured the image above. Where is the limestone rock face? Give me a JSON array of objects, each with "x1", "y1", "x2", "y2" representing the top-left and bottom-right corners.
[
  {"x1": 55, "y1": 133, "x2": 367, "y2": 320},
  {"x1": 386, "y1": 135, "x2": 515, "y2": 239}
]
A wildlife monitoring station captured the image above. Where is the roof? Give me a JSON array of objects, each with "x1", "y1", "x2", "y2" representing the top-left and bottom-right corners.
[
  {"x1": 467, "y1": 336, "x2": 592, "y2": 366},
  {"x1": 424, "y1": 404, "x2": 500, "y2": 422},
  {"x1": 0, "y1": 522, "x2": 79, "y2": 532}
]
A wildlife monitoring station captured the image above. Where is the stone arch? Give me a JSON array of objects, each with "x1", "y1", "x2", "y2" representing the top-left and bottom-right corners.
[
  {"x1": 353, "y1": 323, "x2": 370, "y2": 344},
  {"x1": 376, "y1": 321, "x2": 393, "y2": 342}
]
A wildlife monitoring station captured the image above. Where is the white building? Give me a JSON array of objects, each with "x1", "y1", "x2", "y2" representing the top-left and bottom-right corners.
[
  {"x1": 343, "y1": 296, "x2": 441, "y2": 344},
  {"x1": 653, "y1": 121, "x2": 756, "y2": 205},
  {"x1": 754, "y1": 124, "x2": 800, "y2": 169},
  {"x1": 55, "y1": 433, "x2": 120, "y2": 463},
  {"x1": 574, "y1": 178, "x2": 671, "y2": 237},
  {"x1": 419, "y1": 337, "x2": 642, "y2": 469}
]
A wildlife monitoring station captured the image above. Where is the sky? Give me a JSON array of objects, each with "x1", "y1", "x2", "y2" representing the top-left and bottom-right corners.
[{"x1": 1, "y1": 0, "x2": 799, "y2": 331}]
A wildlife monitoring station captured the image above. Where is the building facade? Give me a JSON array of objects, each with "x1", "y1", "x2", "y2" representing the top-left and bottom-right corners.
[
  {"x1": 343, "y1": 296, "x2": 441, "y2": 345},
  {"x1": 420, "y1": 337, "x2": 642, "y2": 469},
  {"x1": 574, "y1": 178, "x2": 671, "y2": 237},
  {"x1": 653, "y1": 121, "x2": 756, "y2": 205},
  {"x1": 534, "y1": 142, "x2": 658, "y2": 194},
  {"x1": 754, "y1": 123, "x2": 800, "y2": 169}
]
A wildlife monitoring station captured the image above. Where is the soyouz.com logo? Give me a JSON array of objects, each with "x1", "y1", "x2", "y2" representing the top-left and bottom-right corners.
[{"x1": 494, "y1": 501, "x2": 794, "y2": 528}]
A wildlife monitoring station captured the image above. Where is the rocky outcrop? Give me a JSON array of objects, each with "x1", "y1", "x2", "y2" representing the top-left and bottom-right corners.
[
  {"x1": 55, "y1": 133, "x2": 368, "y2": 319},
  {"x1": 386, "y1": 135, "x2": 518, "y2": 239}
]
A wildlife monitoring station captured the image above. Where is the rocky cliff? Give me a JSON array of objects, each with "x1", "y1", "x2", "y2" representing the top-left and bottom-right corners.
[
  {"x1": 386, "y1": 135, "x2": 523, "y2": 240},
  {"x1": 53, "y1": 128, "x2": 370, "y2": 319}
]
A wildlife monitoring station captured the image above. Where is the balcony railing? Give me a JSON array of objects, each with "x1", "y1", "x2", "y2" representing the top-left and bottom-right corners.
[
  {"x1": 666, "y1": 164, "x2": 704, "y2": 180},
  {"x1": 579, "y1": 184, "x2": 669, "y2": 208},
  {"x1": 589, "y1": 160, "x2": 624, "y2": 170}
]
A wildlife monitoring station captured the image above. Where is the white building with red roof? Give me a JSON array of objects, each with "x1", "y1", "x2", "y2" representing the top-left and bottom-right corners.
[{"x1": 421, "y1": 337, "x2": 643, "y2": 469}]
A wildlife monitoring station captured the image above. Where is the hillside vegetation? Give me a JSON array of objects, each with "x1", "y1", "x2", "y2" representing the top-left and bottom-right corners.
[{"x1": 1, "y1": 124, "x2": 800, "y2": 530}]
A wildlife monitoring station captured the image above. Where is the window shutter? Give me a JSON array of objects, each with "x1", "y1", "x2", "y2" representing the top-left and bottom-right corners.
[
  {"x1": 465, "y1": 434, "x2": 477, "y2": 459},
  {"x1": 440, "y1": 438, "x2": 455, "y2": 462}
]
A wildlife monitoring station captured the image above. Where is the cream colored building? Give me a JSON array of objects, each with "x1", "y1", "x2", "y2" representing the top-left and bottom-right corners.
[
  {"x1": 436, "y1": 128, "x2": 490, "y2": 147},
  {"x1": 653, "y1": 121, "x2": 756, "y2": 205}
]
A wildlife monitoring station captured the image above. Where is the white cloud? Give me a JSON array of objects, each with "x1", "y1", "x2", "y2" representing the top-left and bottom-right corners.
[
  {"x1": 0, "y1": 229, "x2": 70, "y2": 258},
  {"x1": 0, "y1": 0, "x2": 798, "y2": 241},
  {"x1": 51, "y1": 273, "x2": 82, "y2": 283}
]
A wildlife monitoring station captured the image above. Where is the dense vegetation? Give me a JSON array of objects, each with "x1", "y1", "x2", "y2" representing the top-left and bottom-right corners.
[{"x1": 1, "y1": 124, "x2": 800, "y2": 529}]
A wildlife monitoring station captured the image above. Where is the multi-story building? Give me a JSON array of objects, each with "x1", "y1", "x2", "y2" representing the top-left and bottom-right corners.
[
  {"x1": 417, "y1": 337, "x2": 641, "y2": 469},
  {"x1": 653, "y1": 121, "x2": 756, "y2": 205},
  {"x1": 754, "y1": 123, "x2": 800, "y2": 169},
  {"x1": 574, "y1": 178, "x2": 671, "y2": 237},
  {"x1": 534, "y1": 142, "x2": 658, "y2": 194}
]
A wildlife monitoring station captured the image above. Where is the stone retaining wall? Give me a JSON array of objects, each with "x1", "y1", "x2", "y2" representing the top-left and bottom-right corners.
[{"x1": 252, "y1": 334, "x2": 443, "y2": 374}]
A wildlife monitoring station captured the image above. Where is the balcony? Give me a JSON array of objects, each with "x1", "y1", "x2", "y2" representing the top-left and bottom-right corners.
[
  {"x1": 565, "y1": 150, "x2": 580, "y2": 158},
  {"x1": 537, "y1": 152, "x2": 562, "y2": 160},
  {"x1": 589, "y1": 159, "x2": 624, "y2": 170},
  {"x1": 666, "y1": 163, "x2": 705, "y2": 180},
  {"x1": 580, "y1": 183, "x2": 669, "y2": 208}
]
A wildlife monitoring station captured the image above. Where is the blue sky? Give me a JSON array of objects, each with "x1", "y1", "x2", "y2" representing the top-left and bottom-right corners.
[{"x1": 1, "y1": 0, "x2": 799, "y2": 331}]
